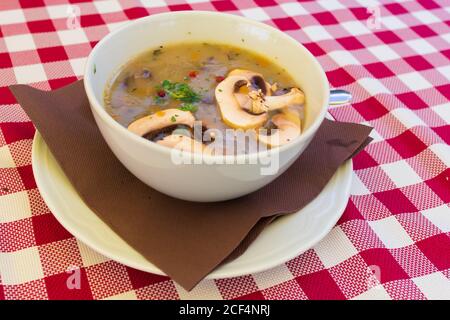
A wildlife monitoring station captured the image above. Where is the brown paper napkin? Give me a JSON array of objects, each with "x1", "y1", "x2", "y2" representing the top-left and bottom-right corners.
[{"x1": 10, "y1": 80, "x2": 372, "y2": 290}]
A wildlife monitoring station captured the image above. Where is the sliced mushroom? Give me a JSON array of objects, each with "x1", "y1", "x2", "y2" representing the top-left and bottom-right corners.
[
  {"x1": 246, "y1": 87, "x2": 304, "y2": 115},
  {"x1": 228, "y1": 69, "x2": 272, "y2": 95},
  {"x1": 257, "y1": 113, "x2": 301, "y2": 147},
  {"x1": 215, "y1": 75, "x2": 268, "y2": 129},
  {"x1": 127, "y1": 109, "x2": 195, "y2": 137},
  {"x1": 157, "y1": 134, "x2": 212, "y2": 155}
]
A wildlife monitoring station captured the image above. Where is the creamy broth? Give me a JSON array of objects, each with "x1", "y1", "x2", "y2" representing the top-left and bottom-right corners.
[{"x1": 104, "y1": 42, "x2": 305, "y2": 155}]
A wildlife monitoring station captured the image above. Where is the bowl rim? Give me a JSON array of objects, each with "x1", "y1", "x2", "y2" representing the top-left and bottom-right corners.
[{"x1": 84, "y1": 10, "x2": 330, "y2": 163}]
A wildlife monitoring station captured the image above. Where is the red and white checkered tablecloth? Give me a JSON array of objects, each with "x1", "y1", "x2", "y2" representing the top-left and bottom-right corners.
[{"x1": 0, "y1": 0, "x2": 449, "y2": 300}]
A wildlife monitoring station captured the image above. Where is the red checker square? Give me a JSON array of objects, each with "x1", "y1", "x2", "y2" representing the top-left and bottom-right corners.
[
  {"x1": 0, "y1": 53, "x2": 13, "y2": 69},
  {"x1": 33, "y1": 213, "x2": 73, "y2": 245},
  {"x1": 432, "y1": 125, "x2": 450, "y2": 145},
  {"x1": 352, "y1": 97, "x2": 389, "y2": 121},
  {"x1": 90, "y1": 41, "x2": 99, "y2": 49},
  {"x1": 19, "y1": 0, "x2": 45, "y2": 8},
  {"x1": 69, "y1": 0, "x2": 93, "y2": 3},
  {"x1": 0, "y1": 284, "x2": 4, "y2": 300},
  {"x1": 411, "y1": 25, "x2": 437, "y2": 38},
  {"x1": 387, "y1": 130, "x2": 428, "y2": 159},
  {"x1": 233, "y1": 291, "x2": 265, "y2": 300},
  {"x1": 337, "y1": 199, "x2": 364, "y2": 224},
  {"x1": 126, "y1": 267, "x2": 170, "y2": 290},
  {"x1": 0, "y1": 122, "x2": 35, "y2": 144},
  {"x1": 337, "y1": 36, "x2": 365, "y2": 50},
  {"x1": 45, "y1": 268, "x2": 93, "y2": 300},
  {"x1": 38, "y1": 238, "x2": 84, "y2": 276},
  {"x1": 212, "y1": 0, "x2": 238, "y2": 11},
  {"x1": 313, "y1": 12, "x2": 338, "y2": 25},
  {"x1": 216, "y1": 275, "x2": 259, "y2": 300},
  {"x1": 124, "y1": 7, "x2": 148, "y2": 19},
  {"x1": 404, "y1": 56, "x2": 434, "y2": 71},
  {"x1": 426, "y1": 169, "x2": 450, "y2": 203},
  {"x1": 286, "y1": 249, "x2": 325, "y2": 277},
  {"x1": 80, "y1": 14, "x2": 105, "y2": 27},
  {"x1": 48, "y1": 77, "x2": 78, "y2": 90},
  {"x1": 365, "y1": 62, "x2": 395, "y2": 78},
  {"x1": 273, "y1": 17, "x2": 300, "y2": 31},
  {"x1": 417, "y1": 234, "x2": 450, "y2": 270},
  {"x1": 441, "y1": 49, "x2": 450, "y2": 60},
  {"x1": 395, "y1": 92, "x2": 428, "y2": 110},
  {"x1": 360, "y1": 248, "x2": 409, "y2": 283},
  {"x1": 0, "y1": 218, "x2": 36, "y2": 252},
  {"x1": 296, "y1": 270, "x2": 346, "y2": 300},
  {"x1": 37, "y1": 46, "x2": 68, "y2": 63},
  {"x1": 3, "y1": 279, "x2": 48, "y2": 300},
  {"x1": 27, "y1": 20, "x2": 55, "y2": 33},
  {"x1": 373, "y1": 188, "x2": 418, "y2": 214},
  {"x1": 375, "y1": 30, "x2": 402, "y2": 44},
  {"x1": 384, "y1": 3, "x2": 408, "y2": 14},
  {"x1": 418, "y1": 0, "x2": 440, "y2": 9},
  {"x1": 436, "y1": 84, "x2": 450, "y2": 101},
  {"x1": 326, "y1": 68, "x2": 355, "y2": 87},
  {"x1": 86, "y1": 261, "x2": 133, "y2": 300},
  {"x1": 254, "y1": 0, "x2": 277, "y2": 6},
  {"x1": 350, "y1": 7, "x2": 370, "y2": 20},
  {"x1": 0, "y1": 168, "x2": 25, "y2": 195},
  {"x1": 353, "y1": 150, "x2": 379, "y2": 170},
  {"x1": 262, "y1": 279, "x2": 307, "y2": 300},
  {"x1": 169, "y1": 4, "x2": 192, "y2": 11},
  {"x1": 0, "y1": 87, "x2": 17, "y2": 105},
  {"x1": 17, "y1": 165, "x2": 36, "y2": 190},
  {"x1": 303, "y1": 42, "x2": 326, "y2": 56}
]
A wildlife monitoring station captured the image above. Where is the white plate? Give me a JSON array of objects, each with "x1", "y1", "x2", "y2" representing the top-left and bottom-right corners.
[{"x1": 32, "y1": 132, "x2": 352, "y2": 279}]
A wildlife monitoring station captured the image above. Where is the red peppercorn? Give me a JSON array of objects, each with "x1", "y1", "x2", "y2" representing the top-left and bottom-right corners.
[
  {"x1": 157, "y1": 90, "x2": 166, "y2": 97},
  {"x1": 215, "y1": 76, "x2": 225, "y2": 83},
  {"x1": 188, "y1": 70, "x2": 198, "y2": 78}
]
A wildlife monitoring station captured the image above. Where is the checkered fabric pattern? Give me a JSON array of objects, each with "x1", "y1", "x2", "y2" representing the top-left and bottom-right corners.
[{"x1": 0, "y1": 0, "x2": 449, "y2": 300}]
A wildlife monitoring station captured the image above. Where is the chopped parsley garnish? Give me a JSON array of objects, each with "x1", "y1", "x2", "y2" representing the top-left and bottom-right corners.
[
  {"x1": 160, "y1": 80, "x2": 201, "y2": 103},
  {"x1": 170, "y1": 115, "x2": 177, "y2": 123},
  {"x1": 178, "y1": 103, "x2": 198, "y2": 113}
]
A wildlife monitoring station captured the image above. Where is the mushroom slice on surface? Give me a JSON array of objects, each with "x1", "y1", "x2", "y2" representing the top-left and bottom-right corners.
[
  {"x1": 257, "y1": 113, "x2": 301, "y2": 147},
  {"x1": 215, "y1": 75, "x2": 268, "y2": 129},
  {"x1": 228, "y1": 69, "x2": 272, "y2": 95},
  {"x1": 157, "y1": 135, "x2": 212, "y2": 155},
  {"x1": 246, "y1": 87, "x2": 305, "y2": 115},
  {"x1": 127, "y1": 109, "x2": 195, "y2": 137}
]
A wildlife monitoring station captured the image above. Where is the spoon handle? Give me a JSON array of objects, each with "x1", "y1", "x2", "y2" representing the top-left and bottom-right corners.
[{"x1": 329, "y1": 89, "x2": 352, "y2": 105}]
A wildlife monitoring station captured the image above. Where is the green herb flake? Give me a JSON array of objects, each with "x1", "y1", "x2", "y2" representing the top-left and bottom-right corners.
[
  {"x1": 160, "y1": 80, "x2": 201, "y2": 103},
  {"x1": 178, "y1": 103, "x2": 198, "y2": 113},
  {"x1": 93, "y1": 64, "x2": 96, "y2": 74},
  {"x1": 170, "y1": 115, "x2": 177, "y2": 123}
]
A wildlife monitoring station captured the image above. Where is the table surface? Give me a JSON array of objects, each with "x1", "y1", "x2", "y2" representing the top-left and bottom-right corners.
[{"x1": 0, "y1": 0, "x2": 449, "y2": 300}]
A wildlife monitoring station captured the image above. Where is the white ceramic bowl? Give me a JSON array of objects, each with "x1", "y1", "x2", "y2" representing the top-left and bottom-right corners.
[{"x1": 84, "y1": 11, "x2": 329, "y2": 202}]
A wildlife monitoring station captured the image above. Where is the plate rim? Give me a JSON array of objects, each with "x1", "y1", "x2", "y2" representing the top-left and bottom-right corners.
[{"x1": 32, "y1": 131, "x2": 352, "y2": 279}]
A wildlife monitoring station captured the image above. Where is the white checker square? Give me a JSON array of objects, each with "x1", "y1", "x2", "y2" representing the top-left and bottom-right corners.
[
  {"x1": 4, "y1": 34, "x2": 36, "y2": 52},
  {"x1": 442, "y1": 33, "x2": 450, "y2": 43},
  {"x1": 413, "y1": 272, "x2": 450, "y2": 300},
  {"x1": 280, "y1": 2, "x2": 308, "y2": 16},
  {"x1": 352, "y1": 285, "x2": 390, "y2": 300},
  {"x1": 175, "y1": 279, "x2": 223, "y2": 300},
  {"x1": 406, "y1": 39, "x2": 436, "y2": 55},
  {"x1": 381, "y1": 160, "x2": 422, "y2": 188},
  {"x1": 140, "y1": 0, "x2": 167, "y2": 8},
  {"x1": 429, "y1": 144, "x2": 450, "y2": 167},
  {"x1": 302, "y1": 25, "x2": 333, "y2": 41},
  {"x1": 422, "y1": 205, "x2": 450, "y2": 232},
  {"x1": 398, "y1": 72, "x2": 432, "y2": 91},
  {"x1": 0, "y1": 9, "x2": 26, "y2": 24},
  {"x1": 341, "y1": 20, "x2": 371, "y2": 36},
  {"x1": 0, "y1": 145, "x2": 15, "y2": 168},
  {"x1": 241, "y1": 8, "x2": 270, "y2": 22},
  {"x1": 314, "y1": 226, "x2": 358, "y2": 268},
  {"x1": 14, "y1": 64, "x2": 47, "y2": 84},
  {"x1": 57, "y1": 28, "x2": 89, "y2": 46},
  {"x1": 0, "y1": 191, "x2": 32, "y2": 223},
  {"x1": 391, "y1": 108, "x2": 426, "y2": 129},
  {"x1": 0, "y1": 247, "x2": 44, "y2": 285},
  {"x1": 103, "y1": 290, "x2": 137, "y2": 300},
  {"x1": 368, "y1": 45, "x2": 400, "y2": 61},
  {"x1": 358, "y1": 78, "x2": 391, "y2": 95},
  {"x1": 328, "y1": 50, "x2": 360, "y2": 66},
  {"x1": 46, "y1": 4, "x2": 71, "y2": 19},
  {"x1": 382, "y1": 16, "x2": 408, "y2": 30},
  {"x1": 69, "y1": 57, "x2": 87, "y2": 77},
  {"x1": 77, "y1": 239, "x2": 109, "y2": 267},
  {"x1": 368, "y1": 216, "x2": 414, "y2": 248},
  {"x1": 253, "y1": 264, "x2": 294, "y2": 290},
  {"x1": 351, "y1": 172, "x2": 371, "y2": 196},
  {"x1": 318, "y1": 0, "x2": 345, "y2": 10},
  {"x1": 94, "y1": 0, "x2": 122, "y2": 13},
  {"x1": 432, "y1": 103, "x2": 450, "y2": 123},
  {"x1": 412, "y1": 11, "x2": 440, "y2": 24},
  {"x1": 354, "y1": 0, "x2": 379, "y2": 6}
]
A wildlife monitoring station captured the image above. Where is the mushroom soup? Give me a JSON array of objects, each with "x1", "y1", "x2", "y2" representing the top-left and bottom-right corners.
[{"x1": 104, "y1": 42, "x2": 305, "y2": 155}]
